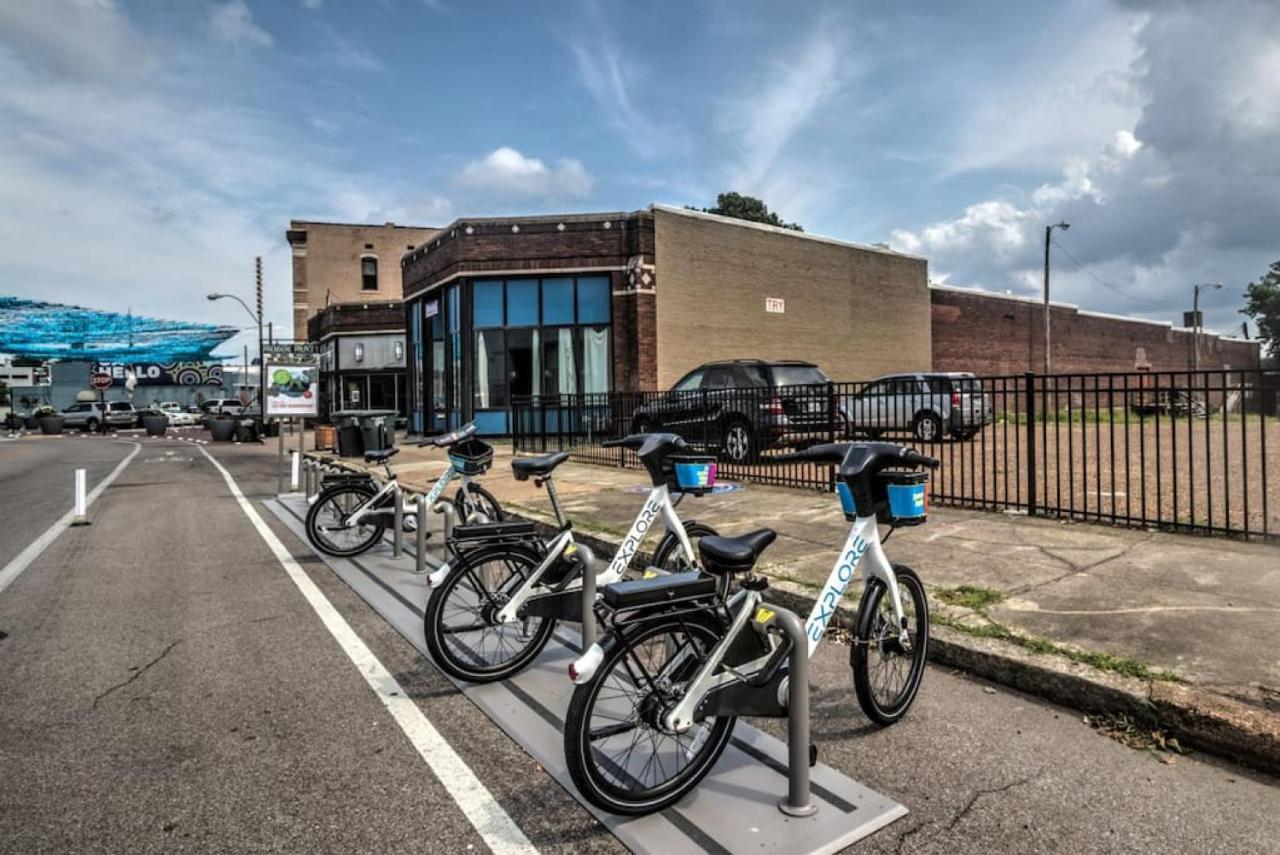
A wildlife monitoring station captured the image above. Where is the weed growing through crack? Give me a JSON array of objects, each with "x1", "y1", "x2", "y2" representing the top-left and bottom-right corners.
[{"x1": 935, "y1": 585, "x2": 1006, "y2": 611}]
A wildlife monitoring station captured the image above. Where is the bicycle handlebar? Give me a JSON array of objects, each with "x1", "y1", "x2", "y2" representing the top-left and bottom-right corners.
[
  {"x1": 600, "y1": 433, "x2": 689, "y2": 452},
  {"x1": 772, "y1": 442, "x2": 939, "y2": 470},
  {"x1": 415, "y1": 421, "x2": 477, "y2": 448}
]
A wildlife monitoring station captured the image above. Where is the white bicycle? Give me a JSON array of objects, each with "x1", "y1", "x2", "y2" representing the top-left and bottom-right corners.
[
  {"x1": 563, "y1": 441, "x2": 938, "y2": 815},
  {"x1": 422, "y1": 433, "x2": 725, "y2": 683},
  {"x1": 304, "y1": 423, "x2": 502, "y2": 558}
]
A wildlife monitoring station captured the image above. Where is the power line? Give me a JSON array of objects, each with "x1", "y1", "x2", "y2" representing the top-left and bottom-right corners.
[{"x1": 1050, "y1": 236, "x2": 1162, "y2": 306}]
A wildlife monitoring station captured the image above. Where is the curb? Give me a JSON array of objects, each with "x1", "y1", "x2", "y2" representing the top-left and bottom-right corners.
[{"x1": 506, "y1": 506, "x2": 1280, "y2": 778}]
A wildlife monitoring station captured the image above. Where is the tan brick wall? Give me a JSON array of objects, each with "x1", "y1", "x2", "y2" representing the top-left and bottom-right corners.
[
  {"x1": 652, "y1": 208, "x2": 931, "y2": 388},
  {"x1": 290, "y1": 221, "x2": 438, "y2": 340}
]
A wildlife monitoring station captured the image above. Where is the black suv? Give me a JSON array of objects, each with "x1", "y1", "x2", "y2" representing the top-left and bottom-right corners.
[{"x1": 630, "y1": 360, "x2": 835, "y2": 463}]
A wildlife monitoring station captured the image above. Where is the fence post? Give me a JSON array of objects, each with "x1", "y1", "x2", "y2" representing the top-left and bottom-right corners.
[{"x1": 1024, "y1": 372, "x2": 1037, "y2": 516}]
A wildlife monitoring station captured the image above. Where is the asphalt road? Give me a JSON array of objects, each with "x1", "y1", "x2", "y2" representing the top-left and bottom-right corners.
[{"x1": 0, "y1": 434, "x2": 1276, "y2": 853}]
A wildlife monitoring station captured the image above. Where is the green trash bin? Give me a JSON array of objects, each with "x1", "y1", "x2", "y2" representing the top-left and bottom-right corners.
[{"x1": 357, "y1": 410, "x2": 397, "y2": 453}]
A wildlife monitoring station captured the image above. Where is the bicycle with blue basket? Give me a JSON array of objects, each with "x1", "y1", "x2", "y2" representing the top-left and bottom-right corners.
[
  {"x1": 304, "y1": 422, "x2": 503, "y2": 558},
  {"x1": 562, "y1": 441, "x2": 938, "y2": 815},
  {"x1": 422, "y1": 432, "x2": 728, "y2": 684}
]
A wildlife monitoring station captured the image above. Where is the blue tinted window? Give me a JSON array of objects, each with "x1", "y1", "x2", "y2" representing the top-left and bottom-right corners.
[
  {"x1": 541, "y1": 278, "x2": 574, "y2": 324},
  {"x1": 473, "y1": 280, "x2": 504, "y2": 328},
  {"x1": 447, "y1": 286, "x2": 460, "y2": 333},
  {"x1": 576, "y1": 276, "x2": 611, "y2": 324},
  {"x1": 506, "y1": 279, "x2": 539, "y2": 326}
]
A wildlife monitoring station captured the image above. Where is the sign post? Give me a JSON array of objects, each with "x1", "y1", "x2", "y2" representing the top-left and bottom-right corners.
[
  {"x1": 91, "y1": 371, "x2": 112, "y2": 432},
  {"x1": 263, "y1": 343, "x2": 318, "y2": 495}
]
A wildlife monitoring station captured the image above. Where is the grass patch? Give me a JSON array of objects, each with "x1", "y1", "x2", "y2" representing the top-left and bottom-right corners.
[
  {"x1": 935, "y1": 585, "x2": 1005, "y2": 611},
  {"x1": 935, "y1": 613, "x2": 1182, "y2": 683}
]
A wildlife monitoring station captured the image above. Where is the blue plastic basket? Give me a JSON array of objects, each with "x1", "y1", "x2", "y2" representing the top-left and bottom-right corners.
[
  {"x1": 887, "y1": 481, "x2": 927, "y2": 520},
  {"x1": 447, "y1": 438, "x2": 494, "y2": 476},
  {"x1": 668, "y1": 455, "x2": 717, "y2": 495},
  {"x1": 836, "y1": 481, "x2": 857, "y2": 519}
]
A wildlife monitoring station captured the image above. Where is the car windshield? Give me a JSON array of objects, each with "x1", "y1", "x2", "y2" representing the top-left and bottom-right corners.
[
  {"x1": 109, "y1": 403, "x2": 132, "y2": 411},
  {"x1": 769, "y1": 365, "x2": 827, "y2": 387}
]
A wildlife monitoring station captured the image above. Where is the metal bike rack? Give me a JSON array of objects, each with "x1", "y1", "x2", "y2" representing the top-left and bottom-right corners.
[
  {"x1": 392, "y1": 488, "x2": 404, "y2": 558},
  {"x1": 771, "y1": 605, "x2": 817, "y2": 818},
  {"x1": 415, "y1": 493, "x2": 430, "y2": 574},
  {"x1": 433, "y1": 500, "x2": 457, "y2": 548},
  {"x1": 580, "y1": 549, "x2": 597, "y2": 650}
]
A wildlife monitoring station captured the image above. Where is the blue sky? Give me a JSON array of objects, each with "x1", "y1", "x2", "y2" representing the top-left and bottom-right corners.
[{"x1": 1, "y1": 0, "x2": 1277, "y2": 360}]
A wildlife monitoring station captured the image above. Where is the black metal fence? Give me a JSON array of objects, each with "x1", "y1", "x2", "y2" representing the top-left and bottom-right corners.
[{"x1": 511, "y1": 370, "x2": 1279, "y2": 540}]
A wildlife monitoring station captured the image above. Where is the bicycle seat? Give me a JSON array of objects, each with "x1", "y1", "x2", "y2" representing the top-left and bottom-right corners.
[
  {"x1": 698, "y1": 528, "x2": 777, "y2": 575},
  {"x1": 511, "y1": 451, "x2": 570, "y2": 481},
  {"x1": 363, "y1": 447, "x2": 400, "y2": 463}
]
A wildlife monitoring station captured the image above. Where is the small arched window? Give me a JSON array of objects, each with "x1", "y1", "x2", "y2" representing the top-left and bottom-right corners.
[{"x1": 361, "y1": 256, "x2": 378, "y2": 291}]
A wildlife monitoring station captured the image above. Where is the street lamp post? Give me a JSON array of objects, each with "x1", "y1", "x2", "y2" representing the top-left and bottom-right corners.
[
  {"x1": 1191, "y1": 282, "x2": 1223, "y2": 371},
  {"x1": 207, "y1": 285, "x2": 263, "y2": 412},
  {"x1": 1043, "y1": 221, "x2": 1070, "y2": 376}
]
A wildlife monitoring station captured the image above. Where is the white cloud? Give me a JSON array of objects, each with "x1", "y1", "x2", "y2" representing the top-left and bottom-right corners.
[
  {"x1": 457, "y1": 147, "x2": 593, "y2": 198},
  {"x1": 301, "y1": 0, "x2": 322, "y2": 9},
  {"x1": 317, "y1": 24, "x2": 383, "y2": 71},
  {"x1": 889, "y1": 1, "x2": 1280, "y2": 332},
  {"x1": 208, "y1": 1, "x2": 273, "y2": 51},
  {"x1": 0, "y1": 0, "x2": 154, "y2": 80}
]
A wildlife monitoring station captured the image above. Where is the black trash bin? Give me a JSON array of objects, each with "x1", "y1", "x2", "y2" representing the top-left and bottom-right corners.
[{"x1": 337, "y1": 423, "x2": 363, "y2": 457}]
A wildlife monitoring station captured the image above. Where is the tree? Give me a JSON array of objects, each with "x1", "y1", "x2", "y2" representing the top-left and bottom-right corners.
[
  {"x1": 1241, "y1": 260, "x2": 1280, "y2": 358},
  {"x1": 693, "y1": 192, "x2": 804, "y2": 231}
]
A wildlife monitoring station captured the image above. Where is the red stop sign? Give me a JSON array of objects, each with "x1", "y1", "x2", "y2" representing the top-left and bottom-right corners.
[{"x1": 90, "y1": 371, "x2": 113, "y2": 391}]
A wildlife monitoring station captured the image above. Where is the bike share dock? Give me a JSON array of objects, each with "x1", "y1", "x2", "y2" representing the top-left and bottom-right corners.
[{"x1": 267, "y1": 492, "x2": 907, "y2": 853}]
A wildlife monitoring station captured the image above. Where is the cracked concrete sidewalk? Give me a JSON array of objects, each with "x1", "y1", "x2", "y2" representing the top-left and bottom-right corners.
[{"x1": 311, "y1": 438, "x2": 1280, "y2": 767}]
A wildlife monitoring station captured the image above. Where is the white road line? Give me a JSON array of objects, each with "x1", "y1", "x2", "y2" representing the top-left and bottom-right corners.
[
  {"x1": 0, "y1": 441, "x2": 141, "y2": 597},
  {"x1": 198, "y1": 446, "x2": 536, "y2": 855}
]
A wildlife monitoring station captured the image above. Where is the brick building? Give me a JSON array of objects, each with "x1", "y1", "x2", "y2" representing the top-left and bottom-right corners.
[
  {"x1": 307, "y1": 300, "x2": 407, "y2": 420},
  {"x1": 287, "y1": 220, "x2": 438, "y2": 340},
  {"x1": 399, "y1": 205, "x2": 930, "y2": 434},
  {"x1": 931, "y1": 285, "x2": 1260, "y2": 376}
]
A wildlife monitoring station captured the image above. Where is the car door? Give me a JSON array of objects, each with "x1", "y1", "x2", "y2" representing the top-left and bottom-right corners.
[
  {"x1": 696, "y1": 365, "x2": 736, "y2": 444},
  {"x1": 655, "y1": 367, "x2": 706, "y2": 434},
  {"x1": 62, "y1": 403, "x2": 87, "y2": 427}
]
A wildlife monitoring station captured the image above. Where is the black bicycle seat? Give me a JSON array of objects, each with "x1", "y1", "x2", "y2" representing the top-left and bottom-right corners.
[
  {"x1": 511, "y1": 451, "x2": 570, "y2": 481},
  {"x1": 698, "y1": 528, "x2": 777, "y2": 575},
  {"x1": 363, "y1": 447, "x2": 400, "y2": 463}
]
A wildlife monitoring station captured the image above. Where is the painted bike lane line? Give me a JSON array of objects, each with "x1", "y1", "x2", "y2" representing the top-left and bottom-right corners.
[
  {"x1": 0, "y1": 441, "x2": 141, "y2": 598},
  {"x1": 197, "y1": 445, "x2": 536, "y2": 855}
]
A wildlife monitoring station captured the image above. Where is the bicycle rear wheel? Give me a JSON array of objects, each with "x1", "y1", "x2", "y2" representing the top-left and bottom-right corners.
[
  {"x1": 423, "y1": 544, "x2": 554, "y2": 683},
  {"x1": 454, "y1": 483, "x2": 503, "y2": 523},
  {"x1": 305, "y1": 484, "x2": 385, "y2": 557},
  {"x1": 565, "y1": 612, "x2": 735, "y2": 815},
  {"x1": 851, "y1": 563, "x2": 929, "y2": 725}
]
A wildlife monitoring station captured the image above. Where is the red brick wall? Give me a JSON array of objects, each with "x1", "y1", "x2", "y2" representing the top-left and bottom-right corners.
[{"x1": 931, "y1": 288, "x2": 1261, "y2": 376}]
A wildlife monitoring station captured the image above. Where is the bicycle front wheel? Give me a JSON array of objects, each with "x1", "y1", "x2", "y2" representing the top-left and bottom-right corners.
[
  {"x1": 305, "y1": 483, "x2": 385, "y2": 557},
  {"x1": 424, "y1": 544, "x2": 554, "y2": 683},
  {"x1": 851, "y1": 563, "x2": 929, "y2": 725},
  {"x1": 565, "y1": 612, "x2": 735, "y2": 815},
  {"x1": 454, "y1": 483, "x2": 503, "y2": 523}
]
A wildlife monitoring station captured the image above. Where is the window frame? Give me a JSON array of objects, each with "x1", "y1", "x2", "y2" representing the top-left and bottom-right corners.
[{"x1": 360, "y1": 255, "x2": 379, "y2": 291}]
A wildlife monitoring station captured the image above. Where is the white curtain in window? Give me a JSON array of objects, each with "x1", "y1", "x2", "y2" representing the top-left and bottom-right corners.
[
  {"x1": 475, "y1": 331, "x2": 490, "y2": 408},
  {"x1": 531, "y1": 329, "x2": 542, "y2": 397},
  {"x1": 582, "y1": 327, "x2": 609, "y2": 394},
  {"x1": 558, "y1": 328, "x2": 577, "y2": 396}
]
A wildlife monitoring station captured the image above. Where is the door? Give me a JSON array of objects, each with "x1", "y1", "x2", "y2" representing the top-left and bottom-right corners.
[{"x1": 658, "y1": 367, "x2": 707, "y2": 434}]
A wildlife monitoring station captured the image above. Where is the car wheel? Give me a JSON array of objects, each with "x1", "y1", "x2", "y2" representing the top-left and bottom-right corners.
[
  {"x1": 912, "y1": 412, "x2": 942, "y2": 443},
  {"x1": 721, "y1": 420, "x2": 757, "y2": 464},
  {"x1": 86, "y1": 418, "x2": 99, "y2": 433}
]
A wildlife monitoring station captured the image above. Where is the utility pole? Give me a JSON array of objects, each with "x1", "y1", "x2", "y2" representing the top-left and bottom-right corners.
[
  {"x1": 256, "y1": 256, "x2": 265, "y2": 415},
  {"x1": 1191, "y1": 282, "x2": 1223, "y2": 371},
  {"x1": 1043, "y1": 221, "x2": 1070, "y2": 376}
]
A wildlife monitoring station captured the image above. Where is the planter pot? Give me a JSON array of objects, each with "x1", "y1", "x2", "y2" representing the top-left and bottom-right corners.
[
  {"x1": 37, "y1": 416, "x2": 65, "y2": 435},
  {"x1": 208, "y1": 418, "x2": 237, "y2": 442},
  {"x1": 142, "y1": 415, "x2": 170, "y2": 437},
  {"x1": 23, "y1": 415, "x2": 38, "y2": 430}
]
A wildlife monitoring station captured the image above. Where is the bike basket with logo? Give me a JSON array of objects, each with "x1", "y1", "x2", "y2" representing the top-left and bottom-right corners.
[
  {"x1": 665, "y1": 454, "x2": 717, "y2": 496},
  {"x1": 447, "y1": 438, "x2": 494, "y2": 475},
  {"x1": 874, "y1": 470, "x2": 928, "y2": 526}
]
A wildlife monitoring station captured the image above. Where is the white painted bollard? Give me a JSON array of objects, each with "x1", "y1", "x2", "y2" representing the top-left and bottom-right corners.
[
  {"x1": 290, "y1": 451, "x2": 300, "y2": 492},
  {"x1": 71, "y1": 468, "x2": 89, "y2": 526}
]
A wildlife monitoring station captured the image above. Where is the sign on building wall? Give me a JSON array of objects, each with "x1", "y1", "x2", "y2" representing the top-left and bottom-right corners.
[
  {"x1": 263, "y1": 344, "x2": 318, "y2": 417},
  {"x1": 93, "y1": 362, "x2": 224, "y2": 386},
  {"x1": 765, "y1": 297, "x2": 785, "y2": 314}
]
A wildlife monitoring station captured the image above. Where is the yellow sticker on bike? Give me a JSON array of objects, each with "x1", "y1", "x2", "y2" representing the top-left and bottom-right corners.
[{"x1": 754, "y1": 606, "x2": 775, "y2": 624}]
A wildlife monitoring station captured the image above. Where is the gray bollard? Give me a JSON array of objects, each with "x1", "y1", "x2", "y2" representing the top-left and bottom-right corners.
[
  {"x1": 773, "y1": 606, "x2": 817, "y2": 818},
  {"x1": 415, "y1": 493, "x2": 429, "y2": 574},
  {"x1": 392, "y1": 487, "x2": 404, "y2": 559},
  {"x1": 580, "y1": 550, "x2": 597, "y2": 651},
  {"x1": 304, "y1": 460, "x2": 314, "y2": 498}
]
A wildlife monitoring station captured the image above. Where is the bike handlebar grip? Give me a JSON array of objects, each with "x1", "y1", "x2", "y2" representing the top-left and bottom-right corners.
[
  {"x1": 901, "y1": 449, "x2": 940, "y2": 469},
  {"x1": 601, "y1": 438, "x2": 625, "y2": 448}
]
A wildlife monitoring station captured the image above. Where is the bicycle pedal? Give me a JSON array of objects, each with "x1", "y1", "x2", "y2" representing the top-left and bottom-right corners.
[{"x1": 809, "y1": 743, "x2": 818, "y2": 768}]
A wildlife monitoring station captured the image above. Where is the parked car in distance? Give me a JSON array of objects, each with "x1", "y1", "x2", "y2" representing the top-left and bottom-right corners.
[
  {"x1": 198, "y1": 398, "x2": 247, "y2": 416},
  {"x1": 61, "y1": 401, "x2": 137, "y2": 431},
  {"x1": 158, "y1": 401, "x2": 199, "y2": 426},
  {"x1": 630, "y1": 359, "x2": 836, "y2": 464},
  {"x1": 843, "y1": 372, "x2": 993, "y2": 442}
]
